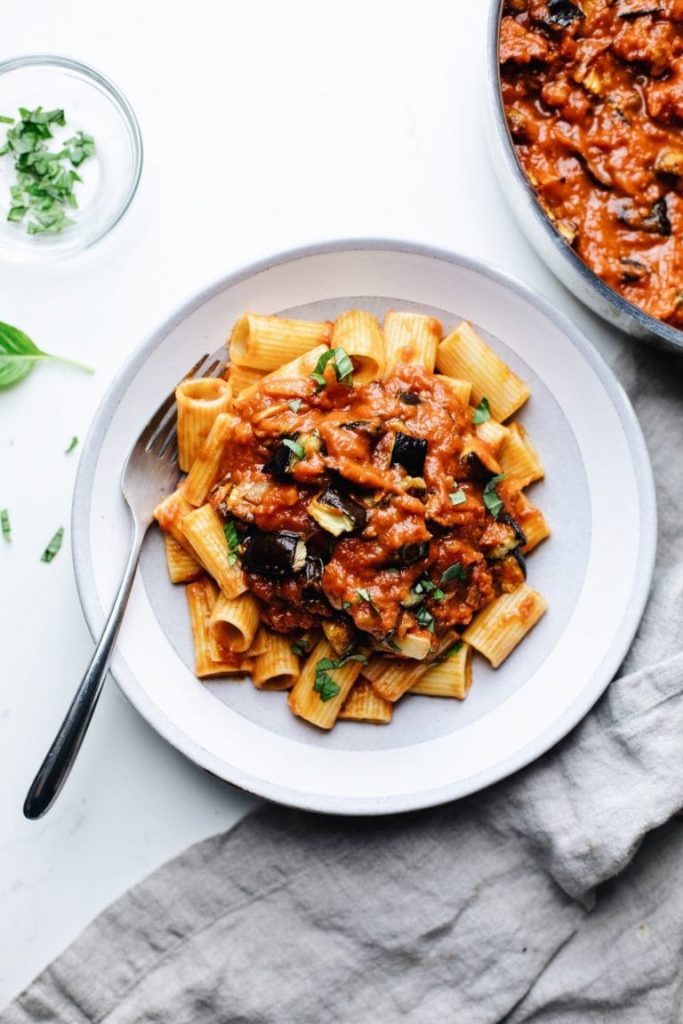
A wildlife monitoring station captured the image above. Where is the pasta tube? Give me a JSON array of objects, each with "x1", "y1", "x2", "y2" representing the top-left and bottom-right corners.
[
  {"x1": 209, "y1": 591, "x2": 260, "y2": 653},
  {"x1": 437, "y1": 322, "x2": 530, "y2": 421},
  {"x1": 154, "y1": 489, "x2": 200, "y2": 557},
  {"x1": 186, "y1": 578, "x2": 251, "y2": 678},
  {"x1": 288, "y1": 637, "x2": 364, "y2": 729},
  {"x1": 163, "y1": 533, "x2": 202, "y2": 584},
  {"x1": 227, "y1": 364, "x2": 266, "y2": 397},
  {"x1": 183, "y1": 413, "x2": 239, "y2": 507},
  {"x1": 234, "y1": 345, "x2": 329, "y2": 408},
  {"x1": 363, "y1": 656, "x2": 429, "y2": 702},
  {"x1": 252, "y1": 630, "x2": 300, "y2": 690},
  {"x1": 499, "y1": 422, "x2": 544, "y2": 484},
  {"x1": 331, "y1": 310, "x2": 385, "y2": 384},
  {"x1": 180, "y1": 504, "x2": 247, "y2": 599},
  {"x1": 230, "y1": 313, "x2": 331, "y2": 371},
  {"x1": 176, "y1": 377, "x2": 232, "y2": 473},
  {"x1": 339, "y1": 681, "x2": 393, "y2": 724},
  {"x1": 463, "y1": 585, "x2": 547, "y2": 667},
  {"x1": 383, "y1": 311, "x2": 442, "y2": 376},
  {"x1": 410, "y1": 643, "x2": 473, "y2": 699}
]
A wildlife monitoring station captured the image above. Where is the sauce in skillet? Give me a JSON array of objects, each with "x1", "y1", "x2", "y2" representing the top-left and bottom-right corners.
[{"x1": 500, "y1": 0, "x2": 683, "y2": 327}]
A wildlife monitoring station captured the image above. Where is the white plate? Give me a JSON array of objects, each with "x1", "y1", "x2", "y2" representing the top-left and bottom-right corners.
[{"x1": 72, "y1": 240, "x2": 656, "y2": 815}]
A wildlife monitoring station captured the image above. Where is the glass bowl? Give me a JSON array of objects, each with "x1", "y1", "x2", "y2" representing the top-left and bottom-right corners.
[{"x1": 0, "y1": 54, "x2": 142, "y2": 262}]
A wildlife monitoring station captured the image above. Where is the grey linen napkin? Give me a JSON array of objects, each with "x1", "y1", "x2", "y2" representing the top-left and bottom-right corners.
[{"x1": 4, "y1": 343, "x2": 683, "y2": 1024}]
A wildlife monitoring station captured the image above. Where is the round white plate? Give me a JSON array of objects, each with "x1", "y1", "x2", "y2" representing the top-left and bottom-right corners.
[{"x1": 72, "y1": 240, "x2": 656, "y2": 815}]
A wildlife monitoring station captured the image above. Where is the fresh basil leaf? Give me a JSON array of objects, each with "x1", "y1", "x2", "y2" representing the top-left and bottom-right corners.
[
  {"x1": 288, "y1": 399, "x2": 303, "y2": 413},
  {"x1": 333, "y1": 347, "x2": 354, "y2": 384},
  {"x1": 313, "y1": 670, "x2": 341, "y2": 702},
  {"x1": 341, "y1": 600, "x2": 352, "y2": 610},
  {"x1": 0, "y1": 115, "x2": 14, "y2": 125},
  {"x1": 310, "y1": 349, "x2": 337, "y2": 390},
  {"x1": 0, "y1": 320, "x2": 93, "y2": 390},
  {"x1": 415, "y1": 605, "x2": 435, "y2": 632},
  {"x1": 41, "y1": 526, "x2": 64, "y2": 563},
  {"x1": 290, "y1": 638, "x2": 311, "y2": 657},
  {"x1": 441, "y1": 563, "x2": 467, "y2": 584},
  {"x1": 1, "y1": 508, "x2": 10, "y2": 541},
  {"x1": 283, "y1": 438, "x2": 305, "y2": 463},
  {"x1": 223, "y1": 519, "x2": 240, "y2": 565},
  {"x1": 357, "y1": 588, "x2": 380, "y2": 614},
  {"x1": 472, "y1": 397, "x2": 491, "y2": 425},
  {"x1": 450, "y1": 486, "x2": 467, "y2": 506},
  {"x1": 483, "y1": 474, "x2": 506, "y2": 519},
  {"x1": 65, "y1": 435, "x2": 78, "y2": 454}
]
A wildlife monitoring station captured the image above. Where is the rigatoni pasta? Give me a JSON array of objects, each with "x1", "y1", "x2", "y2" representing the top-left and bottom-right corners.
[
  {"x1": 156, "y1": 307, "x2": 549, "y2": 730},
  {"x1": 176, "y1": 377, "x2": 232, "y2": 472}
]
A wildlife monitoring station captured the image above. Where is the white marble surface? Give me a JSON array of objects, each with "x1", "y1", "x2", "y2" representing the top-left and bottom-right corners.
[{"x1": 0, "y1": 0, "x2": 633, "y2": 1007}]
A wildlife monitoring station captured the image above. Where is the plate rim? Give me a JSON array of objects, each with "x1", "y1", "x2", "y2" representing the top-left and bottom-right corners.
[{"x1": 71, "y1": 237, "x2": 657, "y2": 815}]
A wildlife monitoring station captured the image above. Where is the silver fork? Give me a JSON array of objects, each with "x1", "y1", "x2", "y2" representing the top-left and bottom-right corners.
[{"x1": 23, "y1": 352, "x2": 226, "y2": 820}]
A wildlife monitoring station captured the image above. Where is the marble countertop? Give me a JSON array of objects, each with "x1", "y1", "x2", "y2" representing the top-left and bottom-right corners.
[{"x1": 0, "y1": 0, "x2": 629, "y2": 1006}]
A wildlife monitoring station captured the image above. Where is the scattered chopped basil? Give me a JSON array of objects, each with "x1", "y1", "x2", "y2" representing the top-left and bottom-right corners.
[
  {"x1": 415, "y1": 605, "x2": 435, "y2": 633},
  {"x1": 385, "y1": 634, "x2": 402, "y2": 653},
  {"x1": 1, "y1": 508, "x2": 10, "y2": 541},
  {"x1": 310, "y1": 347, "x2": 354, "y2": 390},
  {"x1": 65, "y1": 435, "x2": 78, "y2": 454},
  {"x1": 223, "y1": 519, "x2": 240, "y2": 565},
  {"x1": 472, "y1": 397, "x2": 491, "y2": 425},
  {"x1": 0, "y1": 106, "x2": 96, "y2": 236},
  {"x1": 357, "y1": 588, "x2": 380, "y2": 614},
  {"x1": 288, "y1": 399, "x2": 303, "y2": 414},
  {"x1": 341, "y1": 600, "x2": 352, "y2": 610},
  {"x1": 483, "y1": 474, "x2": 506, "y2": 520},
  {"x1": 411, "y1": 577, "x2": 446, "y2": 603},
  {"x1": 282, "y1": 438, "x2": 305, "y2": 463},
  {"x1": 291, "y1": 638, "x2": 311, "y2": 657},
  {"x1": 450, "y1": 486, "x2": 467, "y2": 506},
  {"x1": 313, "y1": 669, "x2": 341, "y2": 702},
  {"x1": 441, "y1": 563, "x2": 467, "y2": 584},
  {"x1": 41, "y1": 526, "x2": 64, "y2": 563},
  {"x1": 0, "y1": 115, "x2": 15, "y2": 125}
]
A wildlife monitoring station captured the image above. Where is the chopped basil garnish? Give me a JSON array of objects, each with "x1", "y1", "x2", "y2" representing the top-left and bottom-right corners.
[
  {"x1": 415, "y1": 605, "x2": 435, "y2": 632},
  {"x1": 282, "y1": 438, "x2": 306, "y2": 463},
  {"x1": 224, "y1": 519, "x2": 240, "y2": 565},
  {"x1": 291, "y1": 638, "x2": 311, "y2": 657},
  {"x1": 357, "y1": 588, "x2": 380, "y2": 614},
  {"x1": 472, "y1": 397, "x2": 491, "y2": 425},
  {"x1": 313, "y1": 668, "x2": 341, "y2": 702},
  {"x1": 288, "y1": 399, "x2": 303, "y2": 413},
  {"x1": 310, "y1": 347, "x2": 354, "y2": 390},
  {"x1": 0, "y1": 107, "x2": 96, "y2": 236},
  {"x1": 341, "y1": 600, "x2": 352, "y2": 610},
  {"x1": 385, "y1": 634, "x2": 402, "y2": 652},
  {"x1": 450, "y1": 486, "x2": 467, "y2": 506},
  {"x1": 1, "y1": 508, "x2": 10, "y2": 541},
  {"x1": 483, "y1": 474, "x2": 506, "y2": 519},
  {"x1": 411, "y1": 577, "x2": 445, "y2": 603},
  {"x1": 65, "y1": 435, "x2": 78, "y2": 454},
  {"x1": 41, "y1": 526, "x2": 64, "y2": 563},
  {"x1": 435, "y1": 640, "x2": 463, "y2": 663},
  {"x1": 441, "y1": 563, "x2": 467, "y2": 584}
]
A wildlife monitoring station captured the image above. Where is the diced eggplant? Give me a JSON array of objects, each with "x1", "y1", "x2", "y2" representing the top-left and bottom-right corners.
[
  {"x1": 458, "y1": 451, "x2": 495, "y2": 484},
  {"x1": 308, "y1": 485, "x2": 367, "y2": 536},
  {"x1": 620, "y1": 257, "x2": 651, "y2": 283},
  {"x1": 511, "y1": 548, "x2": 527, "y2": 579},
  {"x1": 400, "y1": 476, "x2": 427, "y2": 495},
  {"x1": 387, "y1": 541, "x2": 429, "y2": 568},
  {"x1": 390, "y1": 633, "x2": 431, "y2": 660},
  {"x1": 391, "y1": 432, "x2": 427, "y2": 477},
  {"x1": 399, "y1": 392, "x2": 422, "y2": 406},
  {"x1": 617, "y1": 3, "x2": 663, "y2": 19},
  {"x1": 616, "y1": 196, "x2": 672, "y2": 236},
  {"x1": 545, "y1": 0, "x2": 585, "y2": 26},
  {"x1": 487, "y1": 514, "x2": 527, "y2": 560},
  {"x1": 322, "y1": 619, "x2": 356, "y2": 655},
  {"x1": 242, "y1": 531, "x2": 307, "y2": 578},
  {"x1": 262, "y1": 440, "x2": 295, "y2": 480},
  {"x1": 340, "y1": 419, "x2": 383, "y2": 439},
  {"x1": 499, "y1": 512, "x2": 528, "y2": 547}
]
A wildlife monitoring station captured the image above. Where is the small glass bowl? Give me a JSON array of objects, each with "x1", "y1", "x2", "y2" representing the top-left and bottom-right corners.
[{"x1": 0, "y1": 54, "x2": 143, "y2": 262}]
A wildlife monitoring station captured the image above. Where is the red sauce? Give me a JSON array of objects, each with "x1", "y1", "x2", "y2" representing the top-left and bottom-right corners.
[
  {"x1": 500, "y1": 0, "x2": 683, "y2": 327},
  {"x1": 210, "y1": 364, "x2": 528, "y2": 652}
]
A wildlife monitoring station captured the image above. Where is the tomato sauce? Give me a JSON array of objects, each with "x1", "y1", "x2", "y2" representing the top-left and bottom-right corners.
[
  {"x1": 500, "y1": 0, "x2": 683, "y2": 326},
  {"x1": 210, "y1": 364, "x2": 527, "y2": 650}
]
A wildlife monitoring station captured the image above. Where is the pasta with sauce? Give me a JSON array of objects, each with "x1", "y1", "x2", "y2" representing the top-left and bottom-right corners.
[{"x1": 154, "y1": 310, "x2": 549, "y2": 730}]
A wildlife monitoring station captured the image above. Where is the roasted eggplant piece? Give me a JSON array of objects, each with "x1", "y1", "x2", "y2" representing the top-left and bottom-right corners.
[
  {"x1": 391, "y1": 432, "x2": 427, "y2": 477},
  {"x1": 399, "y1": 391, "x2": 422, "y2": 406},
  {"x1": 616, "y1": 196, "x2": 672, "y2": 236},
  {"x1": 242, "y1": 531, "x2": 307, "y2": 578},
  {"x1": 386, "y1": 541, "x2": 429, "y2": 568},
  {"x1": 499, "y1": 512, "x2": 527, "y2": 547},
  {"x1": 545, "y1": 0, "x2": 585, "y2": 26},
  {"x1": 262, "y1": 438, "x2": 296, "y2": 480},
  {"x1": 340, "y1": 419, "x2": 383, "y2": 440},
  {"x1": 322, "y1": 618, "x2": 357, "y2": 655},
  {"x1": 486, "y1": 514, "x2": 527, "y2": 560},
  {"x1": 511, "y1": 548, "x2": 527, "y2": 579},
  {"x1": 308, "y1": 485, "x2": 367, "y2": 536}
]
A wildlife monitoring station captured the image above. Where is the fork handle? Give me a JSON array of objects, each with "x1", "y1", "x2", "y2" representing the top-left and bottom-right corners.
[{"x1": 24, "y1": 521, "x2": 148, "y2": 820}]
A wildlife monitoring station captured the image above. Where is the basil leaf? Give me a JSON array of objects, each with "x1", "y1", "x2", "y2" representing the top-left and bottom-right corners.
[
  {"x1": 313, "y1": 670, "x2": 341, "y2": 702},
  {"x1": 333, "y1": 347, "x2": 354, "y2": 384},
  {"x1": 310, "y1": 349, "x2": 337, "y2": 390},
  {"x1": 450, "y1": 486, "x2": 467, "y2": 506},
  {"x1": 283, "y1": 438, "x2": 305, "y2": 463},
  {"x1": 0, "y1": 115, "x2": 14, "y2": 125},
  {"x1": 65, "y1": 435, "x2": 78, "y2": 454},
  {"x1": 415, "y1": 605, "x2": 435, "y2": 632},
  {"x1": 483, "y1": 474, "x2": 506, "y2": 519},
  {"x1": 0, "y1": 320, "x2": 93, "y2": 390},
  {"x1": 288, "y1": 399, "x2": 303, "y2": 413},
  {"x1": 223, "y1": 519, "x2": 240, "y2": 565},
  {"x1": 41, "y1": 526, "x2": 64, "y2": 563},
  {"x1": 341, "y1": 600, "x2": 352, "y2": 610},
  {"x1": 435, "y1": 640, "x2": 463, "y2": 663},
  {"x1": 290, "y1": 638, "x2": 311, "y2": 657},
  {"x1": 441, "y1": 563, "x2": 467, "y2": 584},
  {"x1": 357, "y1": 588, "x2": 380, "y2": 614},
  {"x1": 1, "y1": 508, "x2": 10, "y2": 541},
  {"x1": 472, "y1": 397, "x2": 491, "y2": 425}
]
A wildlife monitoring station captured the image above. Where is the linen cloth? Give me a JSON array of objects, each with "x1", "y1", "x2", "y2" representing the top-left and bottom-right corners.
[{"x1": 4, "y1": 341, "x2": 683, "y2": 1024}]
